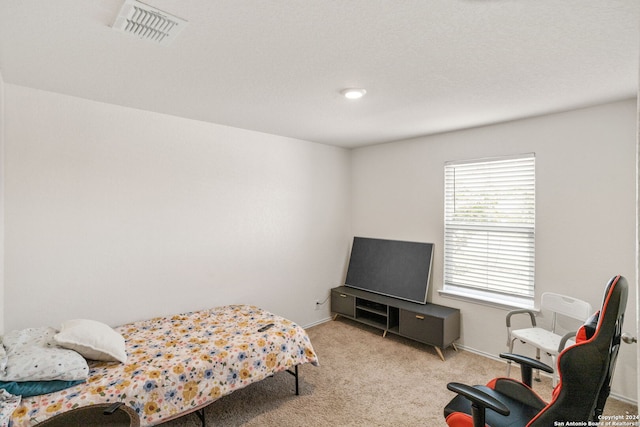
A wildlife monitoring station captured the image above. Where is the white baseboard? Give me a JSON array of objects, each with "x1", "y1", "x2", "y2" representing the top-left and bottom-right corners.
[{"x1": 303, "y1": 316, "x2": 332, "y2": 329}]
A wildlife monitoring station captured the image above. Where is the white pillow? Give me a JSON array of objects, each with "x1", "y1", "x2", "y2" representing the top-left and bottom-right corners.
[
  {"x1": 0, "y1": 327, "x2": 89, "y2": 381},
  {"x1": 54, "y1": 319, "x2": 127, "y2": 363}
]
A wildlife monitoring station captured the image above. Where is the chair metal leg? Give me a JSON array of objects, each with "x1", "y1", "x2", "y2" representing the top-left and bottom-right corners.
[
  {"x1": 535, "y1": 348, "x2": 541, "y2": 382},
  {"x1": 506, "y1": 337, "x2": 516, "y2": 376}
]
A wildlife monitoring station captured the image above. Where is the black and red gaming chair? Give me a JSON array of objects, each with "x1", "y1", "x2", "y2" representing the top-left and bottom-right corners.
[{"x1": 443, "y1": 274, "x2": 628, "y2": 427}]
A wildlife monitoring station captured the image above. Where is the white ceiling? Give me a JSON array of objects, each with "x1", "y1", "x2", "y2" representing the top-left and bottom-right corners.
[{"x1": 0, "y1": 1, "x2": 638, "y2": 148}]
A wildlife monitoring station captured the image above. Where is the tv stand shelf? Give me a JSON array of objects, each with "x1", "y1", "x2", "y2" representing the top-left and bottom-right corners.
[{"x1": 331, "y1": 286, "x2": 460, "y2": 361}]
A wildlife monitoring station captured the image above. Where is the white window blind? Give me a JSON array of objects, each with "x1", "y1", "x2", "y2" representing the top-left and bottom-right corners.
[{"x1": 444, "y1": 154, "x2": 535, "y2": 306}]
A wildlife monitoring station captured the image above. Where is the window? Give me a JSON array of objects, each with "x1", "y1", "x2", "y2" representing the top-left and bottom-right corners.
[{"x1": 443, "y1": 154, "x2": 535, "y2": 308}]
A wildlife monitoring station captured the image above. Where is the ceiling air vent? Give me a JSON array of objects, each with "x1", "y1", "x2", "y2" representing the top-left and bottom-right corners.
[{"x1": 113, "y1": 0, "x2": 187, "y2": 45}]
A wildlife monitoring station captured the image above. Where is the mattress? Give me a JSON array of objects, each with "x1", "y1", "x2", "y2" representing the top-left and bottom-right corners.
[{"x1": 8, "y1": 304, "x2": 318, "y2": 426}]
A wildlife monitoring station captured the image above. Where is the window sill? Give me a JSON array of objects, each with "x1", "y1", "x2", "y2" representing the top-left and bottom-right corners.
[{"x1": 438, "y1": 288, "x2": 535, "y2": 311}]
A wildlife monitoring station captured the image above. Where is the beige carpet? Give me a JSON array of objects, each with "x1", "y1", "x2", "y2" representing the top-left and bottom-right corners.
[{"x1": 161, "y1": 317, "x2": 637, "y2": 426}]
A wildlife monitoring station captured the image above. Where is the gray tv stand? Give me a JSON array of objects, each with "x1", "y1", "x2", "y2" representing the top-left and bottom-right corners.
[{"x1": 331, "y1": 286, "x2": 460, "y2": 361}]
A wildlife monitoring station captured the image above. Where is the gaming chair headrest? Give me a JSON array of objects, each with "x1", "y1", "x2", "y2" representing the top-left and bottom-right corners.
[
  {"x1": 573, "y1": 275, "x2": 626, "y2": 345},
  {"x1": 598, "y1": 275, "x2": 628, "y2": 333}
]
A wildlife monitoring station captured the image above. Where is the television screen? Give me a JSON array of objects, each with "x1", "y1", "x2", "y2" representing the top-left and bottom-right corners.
[{"x1": 345, "y1": 237, "x2": 434, "y2": 304}]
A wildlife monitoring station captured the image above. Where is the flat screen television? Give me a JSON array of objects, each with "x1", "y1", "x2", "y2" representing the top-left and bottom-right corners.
[{"x1": 345, "y1": 237, "x2": 434, "y2": 304}]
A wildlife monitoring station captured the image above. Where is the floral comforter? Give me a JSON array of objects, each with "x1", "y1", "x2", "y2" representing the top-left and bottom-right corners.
[{"x1": 9, "y1": 305, "x2": 319, "y2": 426}]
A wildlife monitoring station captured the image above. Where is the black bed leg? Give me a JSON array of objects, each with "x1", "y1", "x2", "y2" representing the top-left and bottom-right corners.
[
  {"x1": 195, "y1": 408, "x2": 206, "y2": 427},
  {"x1": 285, "y1": 364, "x2": 300, "y2": 395}
]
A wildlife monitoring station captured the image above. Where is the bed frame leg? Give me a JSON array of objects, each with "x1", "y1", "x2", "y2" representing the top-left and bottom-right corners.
[
  {"x1": 285, "y1": 364, "x2": 300, "y2": 395},
  {"x1": 195, "y1": 408, "x2": 206, "y2": 427}
]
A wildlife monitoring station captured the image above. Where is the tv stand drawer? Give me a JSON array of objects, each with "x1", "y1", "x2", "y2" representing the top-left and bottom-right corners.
[
  {"x1": 399, "y1": 309, "x2": 442, "y2": 346},
  {"x1": 331, "y1": 290, "x2": 355, "y2": 317}
]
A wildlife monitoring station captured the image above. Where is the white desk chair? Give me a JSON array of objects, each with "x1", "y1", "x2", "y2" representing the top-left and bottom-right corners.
[{"x1": 506, "y1": 293, "x2": 592, "y2": 385}]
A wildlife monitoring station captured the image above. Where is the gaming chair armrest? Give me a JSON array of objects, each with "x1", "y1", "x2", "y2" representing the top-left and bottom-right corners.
[
  {"x1": 447, "y1": 382, "x2": 510, "y2": 421},
  {"x1": 500, "y1": 353, "x2": 553, "y2": 372},
  {"x1": 500, "y1": 353, "x2": 553, "y2": 387}
]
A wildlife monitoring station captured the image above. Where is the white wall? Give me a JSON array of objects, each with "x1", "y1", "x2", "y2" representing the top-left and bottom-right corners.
[
  {"x1": 351, "y1": 99, "x2": 638, "y2": 402},
  {"x1": 3, "y1": 83, "x2": 637, "y2": 402},
  {"x1": 0, "y1": 71, "x2": 4, "y2": 335},
  {"x1": 636, "y1": 68, "x2": 640, "y2": 405},
  {"x1": 4, "y1": 84, "x2": 351, "y2": 331}
]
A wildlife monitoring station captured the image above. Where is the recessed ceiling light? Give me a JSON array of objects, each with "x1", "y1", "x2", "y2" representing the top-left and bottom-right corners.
[{"x1": 340, "y1": 88, "x2": 367, "y2": 100}]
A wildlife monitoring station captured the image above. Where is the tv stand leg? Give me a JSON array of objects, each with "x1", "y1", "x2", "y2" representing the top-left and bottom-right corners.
[
  {"x1": 382, "y1": 330, "x2": 388, "y2": 338},
  {"x1": 333, "y1": 314, "x2": 339, "y2": 321},
  {"x1": 452, "y1": 343, "x2": 458, "y2": 352},
  {"x1": 435, "y1": 347, "x2": 445, "y2": 361}
]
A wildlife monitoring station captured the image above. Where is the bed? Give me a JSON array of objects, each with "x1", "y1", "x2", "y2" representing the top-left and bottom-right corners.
[{"x1": 6, "y1": 304, "x2": 319, "y2": 426}]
